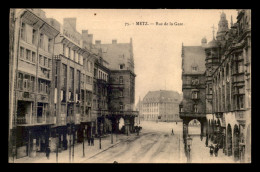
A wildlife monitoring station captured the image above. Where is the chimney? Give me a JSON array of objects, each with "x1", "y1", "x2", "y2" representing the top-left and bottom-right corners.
[
  {"x1": 47, "y1": 18, "x2": 61, "y2": 32},
  {"x1": 95, "y1": 40, "x2": 101, "y2": 45},
  {"x1": 112, "y1": 39, "x2": 117, "y2": 44},
  {"x1": 31, "y1": 9, "x2": 46, "y2": 19},
  {"x1": 63, "y1": 18, "x2": 77, "y2": 31}
]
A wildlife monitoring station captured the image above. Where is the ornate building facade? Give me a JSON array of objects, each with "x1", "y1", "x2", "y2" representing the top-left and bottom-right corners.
[{"x1": 180, "y1": 10, "x2": 251, "y2": 163}]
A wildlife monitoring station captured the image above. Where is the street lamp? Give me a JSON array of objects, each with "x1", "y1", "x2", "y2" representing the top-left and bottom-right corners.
[
  {"x1": 82, "y1": 126, "x2": 86, "y2": 157},
  {"x1": 100, "y1": 122, "x2": 103, "y2": 149},
  {"x1": 186, "y1": 136, "x2": 193, "y2": 163}
]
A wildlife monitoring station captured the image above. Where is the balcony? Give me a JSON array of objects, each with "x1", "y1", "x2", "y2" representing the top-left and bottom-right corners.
[
  {"x1": 235, "y1": 111, "x2": 246, "y2": 124},
  {"x1": 179, "y1": 112, "x2": 206, "y2": 118},
  {"x1": 16, "y1": 116, "x2": 56, "y2": 126},
  {"x1": 110, "y1": 111, "x2": 139, "y2": 117}
]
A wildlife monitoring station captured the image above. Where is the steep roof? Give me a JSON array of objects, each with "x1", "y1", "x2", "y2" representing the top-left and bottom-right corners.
[
  {"x1": 142, "y1": 90, "x2": 181, "y2": 103},
  {"x1": 182, "y1": 46, "x2": 206, "y2": 74},
  {"x1": 94, "y1": 42, "x2": 134, "y2": 73}
]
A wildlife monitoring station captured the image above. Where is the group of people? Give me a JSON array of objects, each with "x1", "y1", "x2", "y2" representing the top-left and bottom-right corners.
[
  {"x1": 88, "y1": 136, "x2": 95, "y2": 146},
  {"x1": 209, "y1": 144, "x2": 219, "y2": 157}
]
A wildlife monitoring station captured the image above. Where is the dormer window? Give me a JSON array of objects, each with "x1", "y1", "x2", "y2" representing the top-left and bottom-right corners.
[
  {"x1": 119, "y1": 64, "x2": 125, "y2": 69},
  {"x1": 192, "y1": 66, "x2": 198, "y2": 71}
]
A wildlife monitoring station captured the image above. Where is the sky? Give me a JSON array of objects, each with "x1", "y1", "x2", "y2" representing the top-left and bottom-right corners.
[{"x1": 42, "y1": 9, "x2": 237, "y2": 105}]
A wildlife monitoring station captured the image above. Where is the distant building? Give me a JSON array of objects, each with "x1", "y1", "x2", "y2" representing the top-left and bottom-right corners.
[{"x1": 140, "y1": 90, "x2": 182, "y2": 122}]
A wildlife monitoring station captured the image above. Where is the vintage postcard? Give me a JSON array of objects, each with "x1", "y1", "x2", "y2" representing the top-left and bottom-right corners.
[{"x1": 8, "y1": 9, "x2": 251, "y2": 163}]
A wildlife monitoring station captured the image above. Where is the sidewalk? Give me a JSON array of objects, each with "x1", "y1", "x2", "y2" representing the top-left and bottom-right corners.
[
  {"x1": 190, "y1": 136, "x2": 236, "y2": 163},
  {"x1": 13, "y1": 133, "x2": 135, "y2": 163}
]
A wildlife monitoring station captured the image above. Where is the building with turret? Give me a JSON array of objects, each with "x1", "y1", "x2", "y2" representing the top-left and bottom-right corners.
[{"x1": 180, "y1": 10, "x2": 251, "y2": 163}]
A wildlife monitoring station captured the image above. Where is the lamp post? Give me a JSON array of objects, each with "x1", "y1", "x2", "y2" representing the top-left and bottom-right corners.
[
  {"x1": 186, "y1": 136, "x2": 192, "y2": 163},
  {"x1": 56, "y1": 132, "x2": 59, "y2": 163},
  {"x1": 82, "y1": 126, "x2": 85, "y2": 157},
  {"x1": 100, "y1": 122, "x2": 103, "y2": 149}
]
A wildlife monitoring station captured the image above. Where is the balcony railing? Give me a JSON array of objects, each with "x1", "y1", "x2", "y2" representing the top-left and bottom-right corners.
[
  {"x1": 16, "y1": 116, "x2": 56, "y2": 125},
  {"x1": 110, "y1": 111, "x2": 139, "y2": 116}
]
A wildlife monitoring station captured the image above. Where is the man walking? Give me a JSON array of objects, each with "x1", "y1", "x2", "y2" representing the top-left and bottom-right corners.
[
  {"x1": 46, "y1": 146, "x2": 50, "y2": 160},
  {"x1": 214, "y1": 144, "x2": 219, "y2": 157},
  {"x1": 209, "y1": 144, "x2": 214, "y2": 157}
]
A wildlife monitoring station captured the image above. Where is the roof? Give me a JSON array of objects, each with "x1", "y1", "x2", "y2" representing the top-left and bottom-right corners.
[
  {"x1": 182, "y1": 46, "x2": 206, "y2": 74},
  {"x1": 142, "y1": 90, "x2": 181, "y2": 103},
  {"x1": 206, "y1": 38, "x2": 220, "y2": 48},
  {"x1": 94, "y1": 42, "x2": 134, "y2": 73}
]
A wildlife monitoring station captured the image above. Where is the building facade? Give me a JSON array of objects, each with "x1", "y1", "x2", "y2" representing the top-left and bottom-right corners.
[
  {"x1": 9, "y1": 9, "x2": 138, "y2": 160},
  {"x1": 206, "y1": 10, "x2": 251, "y2": 163},
  {"x1": 140, "y1": 90, "x2": 182, "y2": 122},
  {"x1": 180, "y1": 10, "x2": 251, "y2": 163},
  {"x1": 9, "y1": 9, "x2": 59, "y2": 159},
  {"x1": 179, "y1": 43, "x2": 208, "y2": 139}
]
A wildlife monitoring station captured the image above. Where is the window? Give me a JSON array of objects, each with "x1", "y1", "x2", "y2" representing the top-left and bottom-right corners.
[
  {"x1": 20, "y1": 47, "x2": 24, "y2": 59},
  {"x1": 119, "y1": 64, "x2": 125, "y2": 69},
  {"x1": 26, "y1": 49, "x2": 31, "y2": 61},
  {"x1": 24, "y1": 75, "x2": 30, "y2": 91},
  {"x1": 63, "y1": 44, "x2": 66, "y2": 55},
  {"x1": 39, "y1": 33, "x2": 44, "y2": 49},
  {"x1": 32, "y1": 29, "x2": 37, "y2": 45},
  {"x1": 119, "y1": 90, "x2": 123, "y2": 97},
  {"x1": 39, "y1": 55, "x2": 43, "y2": 65},
  {"x1": 48, "y1": 38, "x2": 52, "y2": 52},
  {"x1": 21, "y1": 23, "x2": 26, "y2": 41},
  {"x1": 31, "y1": 76, "x2": 35, "y2": 92},
  {"x1": 18, "y1": 73, "x2": 23, "y2": 90},
  {"x1": 193, "y1": 104, "x2": 198, "y2": 113},
  {"x1": 119, "y1": 76, "x2": 123, "y2": 84},
  {"x1": 44, "y1": 57, "x2": 47, "y2": 66},
  {"x1": 68, "y1": 47, "x2": 71, "y2": 58},
  {"x1": 192, "y1": 66, "x2": 198, "y2": 71},
  {"x1": 238, "y1": 95, "x2": 244, "y2": 109},
  {"x1": 48, "y1": 59, "x2": 51, "y2": 68},
  {"x1": 32, "y1": 52, "x2": 36, "y2": 63},
  {"x1": 238, "y1": 61, "x2": 244, "y2": 73},
  {"x1": 73, "y1": 50, "x2": 76, "y2": 61},
  {"x1": 192, "y1": 91, "x2": 199, "y2": 99},
  {"x1": 120, "y1": 104, "x2": 124, "y2": 111}
]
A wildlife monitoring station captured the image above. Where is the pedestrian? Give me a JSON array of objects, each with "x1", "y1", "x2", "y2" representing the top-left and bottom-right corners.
[
  {"x1": 46, "y1": 146, "x2": 50, "y2": 160},
  {"x1": 205, "y1": 135, "x2": 208, "y2": 147},
  {"x1": 91, "y1": 136, "x2": 94, "y2": 146},
  {"x1": 172, "y1": 129, "x2": 174, "y2": 135},
  {"x1": 88, "y1": 137, "x2": 90, "y2": 146},
  {"x1": 214, "y1": 144, "x2": 219, "y2": 157},
  {"x1": 209, "y1": 144, "x2": 214, "y2": 157}
]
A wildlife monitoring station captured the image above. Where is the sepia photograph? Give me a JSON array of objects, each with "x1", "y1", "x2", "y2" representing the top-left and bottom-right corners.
[{"x1": 8, "y1": 8, "x2": 251, "y2": 163}]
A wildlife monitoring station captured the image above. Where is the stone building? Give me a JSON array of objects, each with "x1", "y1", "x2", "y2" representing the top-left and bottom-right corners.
[
  {"x1": 9, "y1": 9, "x2": 59, "y2": 159},
  {"x1": 50, "y1": 17, "x2": 96, "y2": 152},
  {"x1": 92, "y1": 55, "x2": 111, "y2": 136},
  {"x1": 179, "y1": 41, "x2": 208, "y2": 139},
  {"x1": 206, "y1": 10, "x2": 251, "y2": 163},
  {"x1": 180, "y1": 10, "x2": 251, "y2": 163},
  {"x1": 141, "y1": 90, "x2": 182, "y2": 122},
  {"x1": 9, "y1": 9, "x2": 137, "y2": 160},
  {"x1": 96, "y1": 39, "x2": 138, "y2": 135}
]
